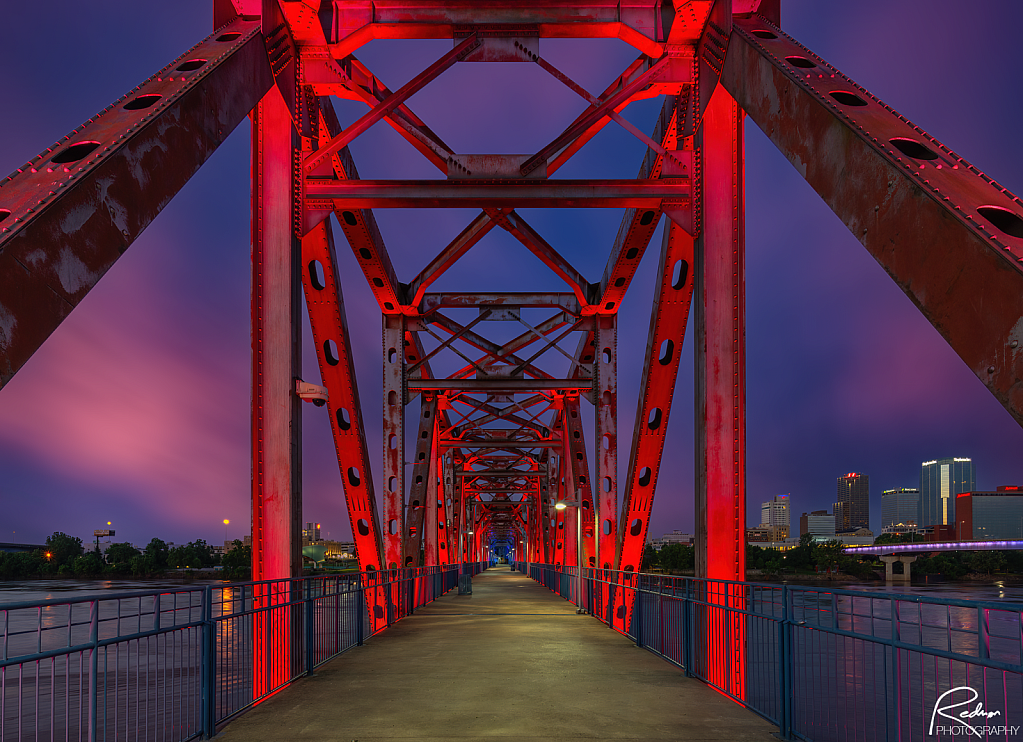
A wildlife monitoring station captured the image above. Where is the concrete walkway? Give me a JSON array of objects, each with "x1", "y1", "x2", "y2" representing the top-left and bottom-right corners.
[{"x1": 216, "y1": 568, "x2": 779, "y2": 741}]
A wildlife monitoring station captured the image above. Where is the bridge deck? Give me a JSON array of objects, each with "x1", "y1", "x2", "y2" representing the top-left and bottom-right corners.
[{"x1": 216, "y1": 568, "x2": 778, "y2": 741}]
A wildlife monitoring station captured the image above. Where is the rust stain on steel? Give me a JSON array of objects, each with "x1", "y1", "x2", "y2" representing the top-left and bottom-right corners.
[
  {"x1": 723, "y1": 17, "x2": 1023, "y2": 425},
  {"x1": 0, "y1": 19, "x2": 272, "y2": 387}
]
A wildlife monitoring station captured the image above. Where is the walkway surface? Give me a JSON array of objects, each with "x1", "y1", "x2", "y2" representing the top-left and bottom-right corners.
[{"x1": 216, "y1": 568, "x2": 779, "y2": 741}]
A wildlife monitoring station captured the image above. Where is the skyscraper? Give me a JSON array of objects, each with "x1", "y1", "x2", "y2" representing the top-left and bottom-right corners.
[
  {"x1": 920, "y1": 458, "x2": 975, "y2": 528},
  {"x1": 881, "y1": 488, "x2": 921, "y2": 530},
  {"x1": 760, "y1": 495, "x2": 790, "y2": 539},
  {"x1": 835, "y1": 473, "x2": 869, "y2": 532}
]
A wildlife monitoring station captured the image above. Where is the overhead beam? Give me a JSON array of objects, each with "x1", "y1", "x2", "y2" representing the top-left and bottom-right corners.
[
  {"x1": 722, "y1": 17, "x2": 1023, "y2": 425},
  {"x1": 0, "y1": 20, "x2": 272, "y2": 387},
  {"x1": 305, "y1": 179, "x2": 690, "y2": 208}
]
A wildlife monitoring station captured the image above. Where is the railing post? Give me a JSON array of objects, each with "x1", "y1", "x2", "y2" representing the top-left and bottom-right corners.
[
  {"x1": 201, "y1": 585, "x2": 216, "y2": 740},
  {"x1": 634, "y1": 578, "x2": 643, "y2": 647},
  {"x1": 88, "y1": 600, "x2": 99, "y2": 742},
  {"x1": 777, "y1": 585, "x2": 792, "y2": 740},
  {"x1": 305, "y1": 579, "x2": 316, "y2": 676},
  {"x1": 683, "y1": 580, "x2": 694, "y2": 677},
  {"x1": 356, "y1": 581, "x2": 365, "y2": 646}
]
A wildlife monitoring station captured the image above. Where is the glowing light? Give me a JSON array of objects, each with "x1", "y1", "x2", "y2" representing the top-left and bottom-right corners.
[
  {"x1": 845, "y1": 539, "x2": 1023, "y2": 555},
  {"x1": 107, "y1": 521, "x2": 111, "y2": 525},
  {"x1": 223, "y1": 519, "x2": 230, "y2": 525}
]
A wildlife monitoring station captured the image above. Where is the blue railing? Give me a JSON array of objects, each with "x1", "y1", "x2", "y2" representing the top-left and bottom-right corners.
[
  {"x1": 519, "y1": 562, "x2": 1023, "y2": 742},
  {"x1": 0, "y1": 562, "x2": 484, "y2": 741}
]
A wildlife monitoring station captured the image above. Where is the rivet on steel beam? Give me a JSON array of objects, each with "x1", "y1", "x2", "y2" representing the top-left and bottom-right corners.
[
  {"x1": 988, "y1": 366, "x2": 996, "y2": 374},
  {"x1": 1011, "y1": 341, "x2": 1019, "y2": 349}
]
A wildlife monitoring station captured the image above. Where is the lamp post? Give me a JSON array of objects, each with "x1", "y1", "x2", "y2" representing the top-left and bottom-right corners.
[{"x1": 555, "y1": 500, "x2": 585, "y2": 614}]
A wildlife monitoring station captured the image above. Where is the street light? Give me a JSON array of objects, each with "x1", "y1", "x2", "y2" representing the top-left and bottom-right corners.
[{"x1": 555, "y1": 500, "x2": 585, "y2": 614}]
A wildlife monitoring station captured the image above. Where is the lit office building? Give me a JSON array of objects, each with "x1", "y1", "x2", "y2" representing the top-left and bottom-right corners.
[
  {"x1": 955, "y1": 486, "x2": 1023, "y2": 540},
  {"x1": 799, "y1": 510, "x2": 836, "y2": 539},
  {"x1": 835, "y1": 473, "x2": 869, "y2": 532},
  {"x1": 761, "y1": 495, "x2": 790, "y2": 538},
  {"x1": 920, "y1": 458, "x2": 975, "y2": 528},
  {"x1": 881, "y1": 488, "x2": 920, "y2": 531}
]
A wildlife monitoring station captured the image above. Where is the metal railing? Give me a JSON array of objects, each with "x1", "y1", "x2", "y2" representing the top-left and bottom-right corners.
[
  {"x1": 0, "y1": 562, "x2": 484, "y2": 741},
  {"x1": 519, "y1": 562, "x2": 1023, "y2": 741}
]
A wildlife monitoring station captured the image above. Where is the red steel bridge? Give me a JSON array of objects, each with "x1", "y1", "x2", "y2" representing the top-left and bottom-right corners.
[{"x1": 2, "y1": 0, "x2": 1023, "y2": 697}]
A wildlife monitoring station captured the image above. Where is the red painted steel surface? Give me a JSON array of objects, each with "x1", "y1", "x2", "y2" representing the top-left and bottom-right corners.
[
  {"x1": 722, "y1": 17, "x2": 1023, "y2": 425},
  {"x1": 250, "y1": 81, "x2": 301, "y2": 698},
  {"x1": 250, "y1": 84, "x2": 303, "y2": 584},
  {"x1": 694, "y1": 82, "x2": 745, "y2": 584},
  {"x1": 694, "y1": 81, "x2": 746, "y2": 699},
  {"x1": 0, "y1": 19, "x2": 271, "y2": 387},
  {"x1": 300, "y1": 220, "x2": 384, "y2": 572}
]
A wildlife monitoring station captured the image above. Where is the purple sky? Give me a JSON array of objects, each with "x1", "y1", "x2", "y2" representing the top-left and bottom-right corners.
[{"x1": 1, "y1": 0, "x2": 1021, "y2": 549}]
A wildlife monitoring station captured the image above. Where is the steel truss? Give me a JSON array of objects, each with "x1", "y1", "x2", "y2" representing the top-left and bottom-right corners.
[{"x1": 3, "y1": 0, "x2": 1023, "y2": 703}]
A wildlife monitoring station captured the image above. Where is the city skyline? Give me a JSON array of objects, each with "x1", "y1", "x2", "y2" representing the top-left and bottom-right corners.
[{"x1": 2, "y1": 1, "x2": 1023, "y2": 548}]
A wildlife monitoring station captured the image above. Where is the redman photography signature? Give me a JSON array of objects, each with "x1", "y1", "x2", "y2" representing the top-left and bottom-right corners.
[{"x1": 929, "y1": 686, "x2": 1019, "y2": 737}]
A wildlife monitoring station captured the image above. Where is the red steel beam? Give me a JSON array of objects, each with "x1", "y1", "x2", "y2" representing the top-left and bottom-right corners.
[
  {"x1": 404, "y1": 395, "x2": 439, "y2": 566},
  {"x1": 547, "y1": 57, "x2": 649, "y2": 176},
  {"x1": 383, "y1": 315, "x2": 406, "y2": 568},
  {"x1": 250, "y1": 83, "x2": 303, "y2": 584},
  {"x1": 305, "y1": 178, "x2": 690, "y2": 208},
  {"x1": 316, "y1": 103, "x2": 404, "y2": 313},
  {"x1": 301, "y1": 219, "x2": 384, "y2": 572},
  {"x1": 563, "y1": 395, "x2": 597, "y2": 569},
  {"x1": 617, "y1": 222, "x2": 695, "y2": 573},
  {"x1": 694, "y1": 82, "x2": 745, "y2": 584},
  {"x1": 304, "y1": 54, "x2": 454, "y2": 172},
  {"x1": 693, "y1": 81, "x2": 745, "y2": 702},
  {"x1": 722, "y1": 18, "x2": 1023, "y2": 426},
  {"x1": 407, "y1": 214, "x2": 496, "y2": 308},
  {"x1": 594, "y1": 315, "x2": 617, "y2": 570},
  {"x1": 304, "y1": 35, "x2": 480, "y2": 173},
  {"x1": 486, "y1": 210, "x2": 592, "y2": 307},
  {"x1": 0, "y1": 19, "x2": 271, "y2": 387},
  {"x1": 521, "y1": 56, "x2": 672, "y2": 177},
  {"x1": 596, "y1": 97, "x2": 680, "y2": 314}
]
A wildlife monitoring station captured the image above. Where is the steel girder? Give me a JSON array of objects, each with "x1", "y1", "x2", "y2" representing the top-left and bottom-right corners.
[
  {"x1": 721, "y1": 17, "x2": 1023, "y2": 426},
  {"x1": 617, "y1": 222, "x2": 695, "y2": 574},
  {"x1": 301, "y1": 219, "x2": 384, "y2": 572},
  {"x1": 694, "y1": 83, "x2": 745, "y2": 584},
  {"x1": 0, "y1": 19, "x2": 271, "y2": 388},
  {"x1": 250, "y1": 83, "x2": 303, "y2": 583}
]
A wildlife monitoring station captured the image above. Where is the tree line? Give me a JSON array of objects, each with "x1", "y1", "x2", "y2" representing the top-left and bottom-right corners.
[
  {"x1": 641, "y1": 533, "x2": 1023, "y2": 580},
  {"x1": 0, "y1": 533, "x2": 252, "y2": 580}
]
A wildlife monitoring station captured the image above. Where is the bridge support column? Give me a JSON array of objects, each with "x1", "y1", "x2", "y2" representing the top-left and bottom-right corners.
[
  {"x1": 250, "y1": 83, "x2": 302, "y2": 582},
  {"x1": 694, "y1": 82, "x2": 746, "y2": 701},
  {"x1": 880, "y1": 555, "x2": 917, "y2": 583}
]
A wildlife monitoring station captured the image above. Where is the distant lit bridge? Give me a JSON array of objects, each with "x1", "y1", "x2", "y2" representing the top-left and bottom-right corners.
[{"x1": 844, "y1": 540, "x2": 1023, "y2": 556}]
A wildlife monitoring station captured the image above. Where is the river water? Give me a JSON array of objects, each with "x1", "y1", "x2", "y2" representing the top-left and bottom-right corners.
[{"x1": 0, "y1": 577, "x2": 230, "y2": 605}]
